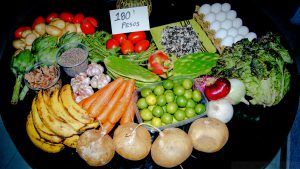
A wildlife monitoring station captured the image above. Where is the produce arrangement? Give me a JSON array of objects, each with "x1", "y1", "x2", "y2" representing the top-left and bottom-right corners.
[{"x1": 6, "y1": 1, "x2": 295, "y2": 168}]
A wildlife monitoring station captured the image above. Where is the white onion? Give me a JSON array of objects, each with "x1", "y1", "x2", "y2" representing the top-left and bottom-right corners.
[
  {"x1": 199, "y1": 4, "x2": 211, "y2": 15},
  {"x1": 238, "y1": 26, "x2": 249, "y2": 36},
  {"x1": 221, "y1": 36, "x2": 234, "y2": 47},
  {"x1": 211, "y1": 3, "x2": 222, "y2": 13},
  {"x1": 226, "y1": 10, "x2": 237, "y2": 20},
  {"x1": 216, "y1": 12, "x2": 226, "y2": 22},
  {"x1": 245, "y1": 32, "x2": 257, "y2": 41},
  {"x1": 227, "y1": 27, "x2": 238, "y2": 37},
  {"x1": 221, "y1": 20, "x2": 233, "y2": 30},
  {"x1": 204, "y1": 13, "x2": 216, "y2": 23},
  {"x1": 221, "y1": 3, "x2": 231, "y2": 12},
  {"x1": 206, "y1": 99, "x2": 234, "y2": 123},
  {"x1": 232, "y1": 18, "x2": 243, "y2": 28},
  {"x1": 215, "y1": 28, "x2": 227, "y2": 39},
  {"x1": 224, "y1": 78, "x2": 249, "y2": 105},
  {"x1": 210, "y1": 21, "x2": 221, "y2": 31}
]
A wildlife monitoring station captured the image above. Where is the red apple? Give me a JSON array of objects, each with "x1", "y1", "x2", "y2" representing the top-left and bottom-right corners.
[{"x1": 204, "y1": 77, "x2": 231, "y2": 100}]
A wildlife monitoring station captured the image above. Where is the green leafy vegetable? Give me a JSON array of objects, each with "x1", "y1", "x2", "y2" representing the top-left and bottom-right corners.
[
  {"x1": 10, "y1": 49, "x2": 35, "y2": 104},
  {"x1": 58, "y1": 32, "x2": 84, "y2": 47},
  {"x1": 32, "y1": 35, "x2": 57, "y2": 54},
  {"x1": 212, "y1": 32, "x2": 293, "y2": 107}
]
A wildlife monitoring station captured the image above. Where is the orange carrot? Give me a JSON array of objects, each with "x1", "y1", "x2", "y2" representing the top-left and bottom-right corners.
[
  {"x1": 120, "y1": 92, "x2": 138, "y2": 124},
  {"x1": 80, "y1": 77, "x2": 124, "y2": 110},
  {"x1": 98, "y1": 121, "x2": 115, "y2": 135},
  {"x1": 107, "y1": 79, "x2": 136, "y2": 124},
  {"x1": 86, "y1": 77, "x2": 124, "y2": 118},
  {"x1": 96, "y1": 80, "x2": 128, "y2": 123}
]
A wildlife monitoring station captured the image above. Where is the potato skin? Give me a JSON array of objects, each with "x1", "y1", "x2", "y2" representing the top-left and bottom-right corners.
[
  {"x1": 76, "y1": 129, "x2": 115, "y2": 167},
  {"x1": 188, "y1": 117, "x2": 229, "y2": 153}
]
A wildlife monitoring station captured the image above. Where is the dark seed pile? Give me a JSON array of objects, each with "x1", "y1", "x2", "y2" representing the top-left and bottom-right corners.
[{"x1": 160, "y1": 24, "x2": 201, "y2": 57}]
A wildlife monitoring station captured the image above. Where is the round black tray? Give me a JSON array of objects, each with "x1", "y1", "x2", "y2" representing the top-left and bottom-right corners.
[{"x1": 0, "y1": 0, "x2": 299, "y2": 169}]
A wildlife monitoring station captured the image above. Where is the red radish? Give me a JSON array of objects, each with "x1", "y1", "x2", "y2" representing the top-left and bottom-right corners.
[
  {"x1": 204, "y1": 77, "x2": 231, "y2": 100},
  {"x1": 147, "y1": 50, "x2": 172, "y2": 78}
]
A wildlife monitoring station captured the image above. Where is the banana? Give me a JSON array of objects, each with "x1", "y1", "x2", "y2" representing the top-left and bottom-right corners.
[
  {"x1": 79, "y1": 121, "x2": 100, "y2": 133},
  {"x1": 59, "y1": 84, "x2": 93, "y2": 124},
  {"x1": 50, "y1": 89, "x2": 85, "y2": 131},
  {"x1": 63, "y1": 135, "x2": 79, "y2": 148},
  {"x1": 26, "y1": 112, "x2": 64, "y2": 153},
  {"x1": 36, "y1": 90, "x2": 78, "y2": 137}
]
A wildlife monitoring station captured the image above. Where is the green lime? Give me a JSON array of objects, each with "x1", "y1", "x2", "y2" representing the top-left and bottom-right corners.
[
  {"x1": 174, "y1": 109, "x2": 185, "y2": 121},
  {"x1": 161, "y1": 113, "x2": 173, "y2": 124},
  {"x1": 176, "y1": 95, "x2": 187, "y2": 107},
  {"x1": 164, "y1": 92, "x2": 175, "y2": 103},
  {"x1": 182, "y1": 79, "x2": 193, "y2": 89},
  {"x1": 164, "y1": 89, "x2": 173, "y2": 94},
  {"x1": 195, "y1": 103, "x2": 206, "y2": 114},
  {"x1": 166, "y1": 102, "x2": 178, "y2": 114},
  {"x1": 173, "y1": 85, "x2": 185, "y2": 96},
  {"x1": 192, "y1": 90, "x2": 202, "y2": 102},
  {"x1": 156, "y1": 95, "x2": 167, "y2": 106},
  {"x1": 163, "y1": 79, "x2": 174, "y2": 90},
  {"x1": 152, "y1": 106, "x2": 164, "y2": 117},
  {"x1": 162, "y1": 106, "x2": 167, "y2": 113},
  {"x1": 152, "y1": 117, "x2": 162, "y2": 127},
  {"x1": 141, "y1": 87, "x2": 152, "y2": 98},
  {"x1": 186, "y1": 99, "x2": 196, "y2": 108},
  {"x1": 148, "y1": 105, "x2": 155, "y2": 111},
  {"x1": 172, "y1": 116, "x2": 178, "y2": 124},
  {"x1": 140, "y1": 109, "x2": 153, "y2": 121},
  {"x1": 137, "y1": 98, "x2": 148, "y2": 109},
  {"x1": 143, "y1": 120, "x2": 152, "y2": 126},
  {"x1": 145, "y1": 94, "x2": 157, "y2": 106},
  {"x1": 154, "y1": 85, "x2": 165, "y2": 96},
  {"x1": 184, "y1": 89, "x2": 193, "y2": 99},
  {"x1": 185, "y1": 107, "x2": 196, "y2": 118}
]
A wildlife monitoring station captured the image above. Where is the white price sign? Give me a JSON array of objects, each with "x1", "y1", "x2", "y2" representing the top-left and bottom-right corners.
[{"x1": 109, "y1": 6, "x2": 150, "y2": 34}]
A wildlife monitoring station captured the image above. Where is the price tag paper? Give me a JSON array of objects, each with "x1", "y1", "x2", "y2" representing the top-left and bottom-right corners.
[{"x1": 109, "y1": 6, "x2": 150, "y2": 34}]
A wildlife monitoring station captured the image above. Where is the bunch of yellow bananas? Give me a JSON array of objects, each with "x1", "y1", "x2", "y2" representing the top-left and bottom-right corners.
[{"x1": 26, "y1": 84, "x2": 99, "y2": 153}]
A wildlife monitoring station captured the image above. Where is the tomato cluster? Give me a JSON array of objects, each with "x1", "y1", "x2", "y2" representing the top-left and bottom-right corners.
[
  {"x1": 14, "y1": 12, "x2": 98, "y2": 39},
  {"x1": 106, "y1": 31, "x2": 150, "y2": 55}
]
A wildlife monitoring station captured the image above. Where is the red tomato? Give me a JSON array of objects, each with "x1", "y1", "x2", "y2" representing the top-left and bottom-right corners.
[
  {"x1": 32, "y1": 16, "x2": 45, "y2": 29},
  {"x1": 106, "y1": 38, "x2": 120, "y2": 49},
  {"x1": 84, "y1": 17, "x2": 98, "y2": 27},
  {"x1": 73, "y1": 13, "x2": 85, "y2": 24},
  {"x1": 46, "y1": 12, "x2": 58, "y2": 23},
  {"x1": 121, "y1": 40, "x2": 134, "y2": 55},
  {"x1": 59, "y1": 12, "x2": 74, "y2": 22},
  {"x1": 128, "y1": 31, "x2": 146, "y2": 44},
  {"x1": 134, "y1": 40, "x2": 150, "y2": 53},
  {"x1": 112, "y1": 33, "x2": 127, "y2": 44},
  {"x1": 14, "y1": 26, "x2": 31, "y2": 39},
  {"x1": 80, "y1": 20, "x2": 95, "y2": 35}
]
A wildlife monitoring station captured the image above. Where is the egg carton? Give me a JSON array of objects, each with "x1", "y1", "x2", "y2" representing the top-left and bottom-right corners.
[
  {"x1": 193, "y1": 5, "x2": 224, "y2": 54},
  {"x1": 193, "y1": 3, "x2": 257, "y2": 54}
]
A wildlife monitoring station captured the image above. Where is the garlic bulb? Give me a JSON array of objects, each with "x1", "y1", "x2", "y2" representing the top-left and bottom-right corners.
[
  {"x1": 90, "y1": 74, "x2": 111, "y2": 89},
  {"x1": 86, "y1": 63, "x2": 104, "y2": 77}
]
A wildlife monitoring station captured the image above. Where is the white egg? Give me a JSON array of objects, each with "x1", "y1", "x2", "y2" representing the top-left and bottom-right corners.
[
  {"x1": 215, "y1": 28, "x2": 227, "y2": 39},
  {"x1": 232, "y1": 18, "x2": 243, "y2": 28},
  {"x1": 216, "y1": 12, "x2": 227, "y2": 22},
  {"x1": 211, "y1": 3, "x2": 222, "y2": 13},
  {"x1": 245, "y1": 32, "x2": 257, "y2": 41},
  {"x1": 238, "y1": 26, "x2": 249, "y2": 36},
  {"x1": 234, "y1": 35, "x2": 244, "y2": 43},
  {"x1": 226, "y1": 10, "x2": 237, "y2": 20},
  {"x1": 204, "y1": 13, "x2": 216, "y2": 23},
  {"x1": 210, "y1": 21, "x2": 221, "y2": 31},
  {"x1": 199, "y1": 4, "x2": 211, "y2": 15},
  {"x1": 221, "y1": 36, "x2": 234, "y2": 47},
  {"x1": 221, "y1": 3, "x2": 231, "y2": 12},
  {"x1": 221, "y1": 20, "x2": 233, "y2": 30},
  {"x1": 227, "y1": 27, "x2": 238, "y2": 37}
]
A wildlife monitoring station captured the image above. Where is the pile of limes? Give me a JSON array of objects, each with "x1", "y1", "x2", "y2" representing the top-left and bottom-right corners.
[{"x1": 137, "y1": 78, "x2": 206, "y2": 127}]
